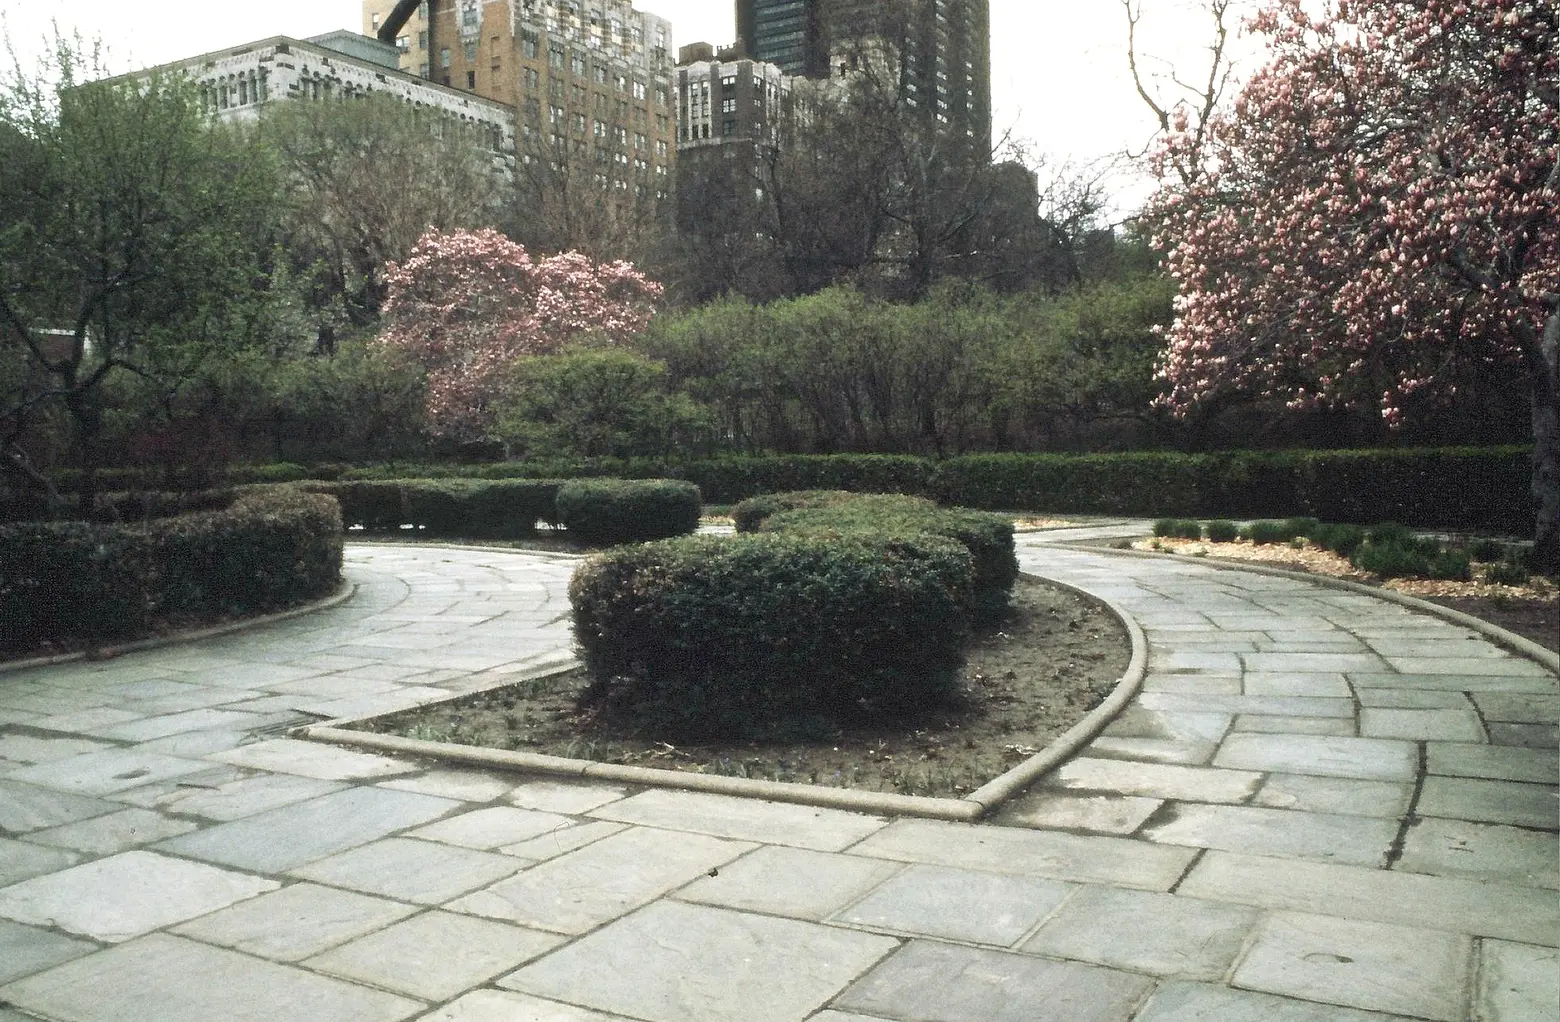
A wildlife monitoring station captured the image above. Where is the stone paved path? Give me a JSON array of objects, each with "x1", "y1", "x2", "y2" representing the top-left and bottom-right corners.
[{"x1": 0, "y1": 537, "x2": 1554, "y2": 1022}]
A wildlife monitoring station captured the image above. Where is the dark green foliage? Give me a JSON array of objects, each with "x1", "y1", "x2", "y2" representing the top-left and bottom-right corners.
[
  {"x1": 1205, "y1": 519, "x2": 1240, "y2": 542},
  {"x1": 1468, "y1": 538, "x2": 1505, "y2": 562},
  {"x1": 1351, "y1": 538, "x2": 1435, "y2": 579},
  {"x1": 731, "y1": 490, "x2": 858, "y2": 533},
  {"x1": 0, "y1": 489, "x2": 341, "y2": 654},
  {"x1": 1154, "y1": 519, "x2": 1203, "y2": 540},
  {"x1": 756, "y1": 493, "x2": 1017, "y2": 623},
  {"x1": 934, "y1": 447, "x2": 1532, "y2": 533},
  {"x1": 568, "y1": 533, "x2": 973, "y2": 738},
  {"x1": 1365, "y1": 522, "x2": 1418, "y2": 548},
  {"x1": 1485, "y1": 560, "x2": 1531, "y2": 586},
  {"x1": 298, "y1": 479, "x2": 565, "y2": 536},
  {"x1": 1311, "y1": 523, "x2": 1367, "y2": 557},
  {"x1": 1427, "y1": 550, "x2": 1472, "y2": 582},
  {"x1": 555, "y1": 478, "x2": 702, "y2": 546},
  {"x1": 1242, "y1": 520, "x2": 1289, "y2": 545},
  {"x1": 1281, "y1": 517, "x2": 1321, "y2": 539},
  {"x1": 686, "y1": 455, "x2": 938, "y2": 505}
]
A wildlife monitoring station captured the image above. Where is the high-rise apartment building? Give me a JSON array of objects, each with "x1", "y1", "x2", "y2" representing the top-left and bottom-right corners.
[
  {"x1": 736, "y1": 0, "x2": 990, "y2": 149},
  {"x1": 373, "y1": 1, "x2": 676, "y2": 201}
]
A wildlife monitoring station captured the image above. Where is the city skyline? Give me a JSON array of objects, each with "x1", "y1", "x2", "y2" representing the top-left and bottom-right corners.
[{"x1": 0, "y1": 1, "x2": 1262, "y2": 213}]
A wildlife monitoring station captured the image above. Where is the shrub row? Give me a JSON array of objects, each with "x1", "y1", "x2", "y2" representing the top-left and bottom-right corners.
[
  {"x1": 293, "y1": 477, "x2": 701, "y2": 545},
  {"x1": 741, "y1": 492, "x2": 1018, "y2": 623},
  {"x1": 23, "y1": 446, "x2": 1535, "y2": 534},
  {"x1": 296, "y1": 479, "x2": 566, "y2": 537},
  {"x1": 0, "y1": 489, "x2": 342, "y2": 655},
  {"x1": 554, "y1": 479, "x2": 701, "y2": 545},
  {"x1": 569, "y1": 532, "x2": 973, "y2": 739}
]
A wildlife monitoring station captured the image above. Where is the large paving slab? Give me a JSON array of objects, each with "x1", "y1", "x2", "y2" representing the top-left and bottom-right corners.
[
  {"x1": 588, "y1": 789, "x2": 889, "y2": 851},
  {"x1": 833, "y1": 939, "x2": 1154, "y2": 1022},
  {"x1": 675, "y1": 845, "x2": 903, "y2": 921},
  {"x1": 501, "y1": 900, "x2": 898, "y2": 1022},
  {"x1": 172, "y1": 882, "x2": 420, "y2": 962},
  {"x1": 0, "y1": 933, "x2": 422, "y2": 1022},
  {"x1": 1020, "y1": 887, "x2": 1258, "y2": 980},
  {"x1": 830, "y1": 863, "x2": 1074, "y2": 945}
]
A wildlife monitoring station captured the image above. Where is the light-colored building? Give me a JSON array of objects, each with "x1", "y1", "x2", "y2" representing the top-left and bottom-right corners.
[
  {"x1": 124, "y1": 32, "x2": 516, "y2": 173},
  {"x1": 372, "y1": 1, "x2": 676, "y2": 201}
]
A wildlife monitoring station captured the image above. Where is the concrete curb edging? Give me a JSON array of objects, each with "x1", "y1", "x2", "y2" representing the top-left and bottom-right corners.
[
  {"x1": 0, "y1": 581, "x2": 359, "y2": 677},
  {"x1": 1061, "y1": 543, "x2": 1559, "y2": 674},
  {"x1": 303, "y1": 568, "x2": 1150, "y2": 822},
  {"x1": 963, "y1": 572, "x2": 1150, "y2": 812}
]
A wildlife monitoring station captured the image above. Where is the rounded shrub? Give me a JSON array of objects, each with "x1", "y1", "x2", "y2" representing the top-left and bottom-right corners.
[
  {"x1": 731, "y1": 490, "x2": 857, "y2": 532},
  {"x1": 758, "y1": 493, "x2": 1017, "y2": 623},
  {"x1": 1242, "y1": 520, "x2": 1288, "y2": 545},
  {"x1": 569, "y1": 532, "x2": 973, "y2": 738},
  {"x1": 1280, "y1": 517, "x2": 1321, "y2": 540},
  {"x1": 555, "y1": 478, "x2": 701, "y2": 545},
  {"x1": 1468, "y1": 538, "x2": 1506, "y2": 562},
  {"x1": 1204, "y1": 520, "x2": 1240, "y2": 543},
  {"x1": 1351, "y1": 537, "x2": 1436, "y2": 578},
  {"x1": 1485, "y1": 560, "x2": 1531, "y2": 586},
  {"x1": 1154, "y1": 518, "x2": 1203, "y2": 539},
  {"x1": 1312, "y1": 523, "x2": 1367, "y2": 557},
  {"x1": 0, "y1": 488, "x2": 342, "y2": 655}
]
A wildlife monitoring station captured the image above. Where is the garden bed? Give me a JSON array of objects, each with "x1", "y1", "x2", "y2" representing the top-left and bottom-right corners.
[
  {"x1": 351, "y1": 576, "x2": 1130, "y2": 797},
  {"x1": 1132, "y1": 536, "x2": 1557, "y2": 651}
]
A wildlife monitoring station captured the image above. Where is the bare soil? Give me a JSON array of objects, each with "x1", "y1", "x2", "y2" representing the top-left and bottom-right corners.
[
  {"x1": 1133, "y1": 537, "x2": 1557, "y2": 652},
  {"x1": 357, "y1": 577, "x2": 1132, "y2": 798}
]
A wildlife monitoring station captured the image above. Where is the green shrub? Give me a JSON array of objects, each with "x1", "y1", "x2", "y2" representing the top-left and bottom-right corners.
[
  {"x1": 1204, "y1": 519, "x2": 1240, "y2": 543},
  {"x1": 1154, "y1": 518, "x2": 1203, "y2": 540},
  {"x1": 0, "y1": 489, "x2": 342, "y2": 654},
  {"x1": 569, "y1": 532, "x2": 973, "y2": 738},
  {"x1": 298, "y1": 479, "x2": 564, "y2": 535},
  {"x1": 1366, "y1": 522, "x2": 1419, "y2": 548},
  {"x1": 758, "y1": 493, "x2": 1017, "y2": 623},
  {"x1": 731, "y1": 490, "x2": 857, "y2": 532},
  {"x1": 1242, "y1": 520, "x2": 1289, "y2": 545},
  {"x1": 1485, "y1": 560, "x2": 1531, "y2": 586},
  {"x1": 1311, "y1": 523, "x2": 1367, "y2": 557},
  {"x1": 1427, "y1": 550, "x2": 1472, "y2": 581},
  {"x1": 1351, "y1": 538, "x2": 1435, "y2": 578},
  {"x1": 1280, "y1": 517, "x2": 1321, "y2": 540},
  {"x1": 555, "y1": 478, "x2": 702, "y2": 545},
  {"x1": 1468, "y1": 538, "x2": 1506, "y2": 562}
]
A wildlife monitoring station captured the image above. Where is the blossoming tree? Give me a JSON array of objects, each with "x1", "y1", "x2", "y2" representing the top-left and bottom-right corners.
[
  {"x1": 1145, "y1": 0, "x2": 1558, "y2": 571},
  {"x1": 376, "y1": 228, "x2": 663, "y2": 442}
]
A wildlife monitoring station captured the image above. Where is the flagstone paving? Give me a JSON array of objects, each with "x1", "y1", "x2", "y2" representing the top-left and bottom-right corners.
[{"x1": 0, "y1": 536, "x2": 1555, "y2": 1021}]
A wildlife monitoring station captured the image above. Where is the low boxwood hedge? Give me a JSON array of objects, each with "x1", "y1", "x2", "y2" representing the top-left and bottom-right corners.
[
  {"x1": 0, "y1": 488, "x2": 342, "y2": 655},
  {"x1": 555, "y1": 478, "x2": 701, "y2": 546},
  {"x1": 297, "y1": 479, "x2": 564, "y2": 536},
  {"x1": 757, "y1": 493, "x2": 1017, "y2": 623},
  {"x1": 569, "y1": 532, "x2": 973, "y2": 738},
  {"x1": 730, "y1": 490, "x2": 858, "y2": 533}
]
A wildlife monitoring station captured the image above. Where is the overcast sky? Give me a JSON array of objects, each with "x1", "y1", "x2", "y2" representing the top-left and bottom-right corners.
[{"x1": 0, "y1": 0, "x2": 1262, "y2": 212}]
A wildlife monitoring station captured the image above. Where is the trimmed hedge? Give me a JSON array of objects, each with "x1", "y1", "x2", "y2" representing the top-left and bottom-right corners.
[
  {"x1": 569, "y1": 532, "x2": 973, "y2": 738},
  {"x1": 297, "y1": 479, "x2": 565, "y2": 536},
  {"x1": 747, "y1": 492, "x2": 1017, "y2": 623},
  {"x1": 730, "y1": 490, "x2": 858, "y2": 532},
  {"x1": 555, "y1": 478, "x2": 701, "y2": 545},
  {"x1": 0, "y1": 489, "x2": 342, "y2": 654},
  {"x1": 23, "y1": 445, "x2": 1536, "y2": 534}
]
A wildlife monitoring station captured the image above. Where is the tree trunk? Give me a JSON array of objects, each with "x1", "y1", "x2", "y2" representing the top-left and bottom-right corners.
[{"x1": 1532, "y1": 305, "x2": 1560, "y2": 577}]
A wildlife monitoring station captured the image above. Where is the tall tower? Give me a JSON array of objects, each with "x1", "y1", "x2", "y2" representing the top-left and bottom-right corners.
[{"x1": 736, "y1": 0, "x2": 990, "y2": 150}]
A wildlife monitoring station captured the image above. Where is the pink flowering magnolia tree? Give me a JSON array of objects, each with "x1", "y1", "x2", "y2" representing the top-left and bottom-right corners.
[
  {"x1": 1146, "y1": 0, "x2": 1558, "y2": 571},
  {"x1": 376, "y1": 228, "x2": 663, "y2": 442}
]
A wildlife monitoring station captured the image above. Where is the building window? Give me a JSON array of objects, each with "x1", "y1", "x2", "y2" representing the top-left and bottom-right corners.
[
  {"x1": 522, "y1": 31, "x2": 539, "y2": 59},
  {"x1": 594, "y1": 119, "x2": 606, "y2": 137},
  {"x1": 419, "y1": 62, "x2": 429, "y2": 77},
  {"x1": 723, "y1": 119, "x2": 736, "y2": 135},
  {"x1": 549, "y1": 45, "x2": 565, "y2": 70},
  {"x1": 632, "y1": 78, "x2": 646, "y2": 100},
  {"x1": 371, "y1": 13, "x2": 380, "y2": 30},
  {"x1": 572, "y1": 52, "x2": 587, "y2": 76},
  {"x1": 525, "y1": 68, "x2": 539, "y2": 89},
  {"x1": 467, "y1": 71, "x2": 476, "y2": 90},
  {"x1": 721, "y1": 98, "x2": 736, "y2": 113},
  {"x1": 418, "y1": 31, "x2": 427, "y2": 50},
  {"x1": 721, "y1": 75, "x2": 736, "y2": 91},
  {"x1": 397, "y1": 36, "x2": 410, "y2": 53},
  {"x1": 465, "y1": 41, "x2": 477, "y2": 62},
  {"x1": 440, "y1": 48, "x2": 451, "y2": 68}
]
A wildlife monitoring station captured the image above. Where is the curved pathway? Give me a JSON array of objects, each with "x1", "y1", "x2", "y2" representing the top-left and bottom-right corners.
[{"x1": 0, "y1": 540, "x2": 1553, "y2": 1022}]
